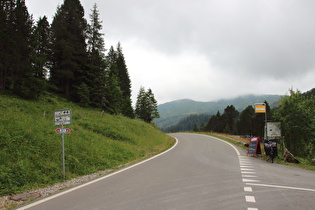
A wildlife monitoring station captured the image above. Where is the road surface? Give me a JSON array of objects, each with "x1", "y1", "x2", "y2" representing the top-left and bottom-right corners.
[{"x1": 17, "y1": 133, "x2": 315, "y2": 210}]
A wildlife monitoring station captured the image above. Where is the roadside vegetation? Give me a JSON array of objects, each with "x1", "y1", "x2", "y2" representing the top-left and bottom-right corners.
[
  {"x1": 173, "y1": 88, "x2": 315, "y2": 162},
  {"x1": 203, "y1": 132, "x2": 315, "y2": 171},
  {"x1": 0, "y1": 93, "x2": 174, "y2": 196}
]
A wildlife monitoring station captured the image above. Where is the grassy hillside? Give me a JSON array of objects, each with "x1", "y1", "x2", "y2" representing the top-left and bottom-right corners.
[{"x1": 0, "y1": 93, "x2": 173, "y2": 196}]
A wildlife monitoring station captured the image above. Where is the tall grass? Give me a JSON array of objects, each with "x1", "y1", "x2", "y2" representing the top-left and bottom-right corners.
[{"x1": 0, "y1": 93, "x2": 173, "y2": 196}]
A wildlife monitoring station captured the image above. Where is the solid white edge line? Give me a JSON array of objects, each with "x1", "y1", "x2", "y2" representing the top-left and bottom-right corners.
[
  {"x1": 17, "y1": 137, "x2": 179, "y2": 210},
  {"x1": 246, "y1": 183, "x2": 315, "y2": 192}
]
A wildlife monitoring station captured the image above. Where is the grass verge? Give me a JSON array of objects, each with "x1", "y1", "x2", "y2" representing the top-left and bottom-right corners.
[{"x1": 0, "y1": 92, "x2": 174, "y2": 197}]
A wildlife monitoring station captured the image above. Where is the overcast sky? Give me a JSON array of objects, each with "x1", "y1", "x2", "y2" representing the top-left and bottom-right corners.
[{"x1": 26, "y1": 0, "x2": 315, "y2": 104}]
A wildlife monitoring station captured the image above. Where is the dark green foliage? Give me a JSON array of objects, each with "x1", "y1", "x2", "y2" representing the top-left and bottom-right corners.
[
  {"x1": 0, "y1": 0, "x2": 45, "y2": 99},
  {"x1": 50, "y1": 0, "x2": 88, "y2": 99},
  {"x1": 237, "y1": 106, "x2": 255, "y2": 135},
  {"x1": 204, "y1": 105, "x2": 239, "y2": 134},
  {"x1": 0, "y1": 0, "x2": 12, "y2": 90},
  {"x1": 103, "y1": 46, "x2": 123, "y2": 114},
  {"x1": 274, "y1": 90, "x2": 315, "y2": 157},
  {"x1": 87, "y1": 4, "x2": 105, "y2": 55},
  {"x1": 164, "y1": 114, "x2": 211, "y2": 132},
  {"x1": 76, "y1": 82, "x2": 91, "y2": 107},
  {"x1": 116, "y1": 43, "x2": 134, "y2": 118},
  {"x1": 135, "y1": 87, "x2": 160, "y2": 123},
  {"x1": 86, "y1": 3, "x2": 106, "y2": 108},
  {"x1": 204, "y1": 111, "x2": 223, "y2": 132},
  {"x1": 222, "y1": 105, "x2": 239, "y2": 134},
  {"x1": 1, "y1": 1, "x2": 135, "y2": 117},
  {"x1": 33, "y1": 16, "x2": 51, "y2": 79}
]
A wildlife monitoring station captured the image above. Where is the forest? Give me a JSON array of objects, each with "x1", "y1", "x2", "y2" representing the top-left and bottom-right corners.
[
  {"x1": 0, "y1": 0, "x2": 159, "y2": 123},
  {"x1": 167, "y1": 88, "x2": 315, "y2": 158}
]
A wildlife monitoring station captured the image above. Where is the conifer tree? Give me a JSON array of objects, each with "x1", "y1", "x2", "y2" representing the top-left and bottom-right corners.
[
  {"x1": 33, "y1": 16, "x2": 51, "y2": 79},
  {"x1": 7, "y1": 0, "x2": 42, "y2": 98},
  {"x1": 50, "y1": 0, "x2": 88, "y2": 100},
  {"x1": 135, "y1": 87, "x2": 159, "y2": 123},
  {"x1": 103, "y1": 46, "x2": 123, "y2": 114},
  {"x1": 237, "y1": 105, "x2": 255, "y2": 135},
  {"x1": 0, "y1": 0, "x2": 13, "y2": 91},
  {"x1": 86, "y1": 3, "x2": 106, "y2": 108},
  {"x1": 116, "y1": 43, "x2": 134, "y2": 118},
  {"x1": 135, "y1": 86, "x2": 148, "y2": 121},
  {"x1": 222, "y1": 105, "x2": 239, "y2": 134}
]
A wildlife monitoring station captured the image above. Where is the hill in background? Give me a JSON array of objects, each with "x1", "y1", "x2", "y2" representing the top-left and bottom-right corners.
[{"x1": 154, "y1": 94, "x2": 282, "y2": 130}]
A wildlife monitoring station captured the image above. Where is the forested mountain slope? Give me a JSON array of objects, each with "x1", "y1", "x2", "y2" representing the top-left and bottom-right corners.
[{"x1": 155, "y1": 94, "x2": 281, "y2": 129}]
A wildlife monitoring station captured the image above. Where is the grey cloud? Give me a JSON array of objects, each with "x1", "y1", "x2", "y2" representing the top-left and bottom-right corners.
[
  {"x1": 26, "y1": 0, "x2": 315, "y2": 102},
  {"x1": 103, "y1": 0, "x2": 315, "y2": 80}
]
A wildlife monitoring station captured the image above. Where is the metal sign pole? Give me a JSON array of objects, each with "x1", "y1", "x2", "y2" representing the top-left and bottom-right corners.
[
  {"x1": 264, "y1": 103, "x2": 267, "y2": 140},
  {"x1": 54, "y1": 109, "x2": 71, "y2": 180},
  {"x1": 62, "y1": 123, "x2": 65, "y2": 179}
]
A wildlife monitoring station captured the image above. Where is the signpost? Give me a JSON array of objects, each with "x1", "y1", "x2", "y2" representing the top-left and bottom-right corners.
[
  {"x1": 54, "y1": 109, "x2": 72, "y2": 179},
  {"x1": 254, "y1": 103, "x2": 266, "y2": 113},
  {"x1": 56, "y1": 129, "x2": 71, "y2": 134},
  {"x1": 255, "y1": 103, "x2": 267, "y2": 140},
  {"x1": 54, "y1": 109, "x2": 72, "y2": 126}
]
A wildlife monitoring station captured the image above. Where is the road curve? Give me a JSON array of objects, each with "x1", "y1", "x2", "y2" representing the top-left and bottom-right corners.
[
  {"x1": 18, "y1": 133, "x2": 247, "y2": 209},
  {"x1": 17, "y1": 133, "x2": 315, "y2": 210}
]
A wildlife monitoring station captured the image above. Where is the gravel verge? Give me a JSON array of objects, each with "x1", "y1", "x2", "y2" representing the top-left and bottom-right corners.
[{"x1": 0, "y1": 168, "x2": 115, "y2": 210}]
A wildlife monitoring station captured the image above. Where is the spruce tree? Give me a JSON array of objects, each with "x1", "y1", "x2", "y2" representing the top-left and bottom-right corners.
[
  {"x1": 30, "y1": 16, "x2": 51, "y2": 95},
  {"x1": 222, "y1": 105, "x2": 239, "y2": 134},
  {"x1": 50, "y1": 0, "x2": 88, "y2": 100},
  {"x1": 116, "y1": 43, "x2": 134, "y2": 118},
  {"x1": 0, "y1": 0, "x2": 13, "y2": 91},
  {"x1": 103, "y1": 46, "x2": 122, "y2": 114},
  {"x1": 146, "y1": 88, "x2": 160, "y2": 122},
  {"x1": 33, "y1": 16, "x2": 51, "y2": 79},
  {"x1": 9, "y1": 0, "x2": 41, "y2": 98},
  {"x1": 135, "y1": 87, "x2": 159, "y2": 123},
  {"x1": 237, "y1": 106, "x2": 255, "y2": 135},
  {"x1": 86, "y1": 3, "x2": 106, "y2": 108},
  {"x1": 135, "y1": 86, "x2": 148, "y2": 121}
]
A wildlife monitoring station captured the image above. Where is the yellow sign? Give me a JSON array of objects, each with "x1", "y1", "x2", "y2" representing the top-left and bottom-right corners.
[{"x1": 255, "y1": 104, "x2": 266, "y2": 113}]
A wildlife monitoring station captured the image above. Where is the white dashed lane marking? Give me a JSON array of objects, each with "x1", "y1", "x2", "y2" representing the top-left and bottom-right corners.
[
  {"x1": 239, "y1": 156, "x2": 259, "y2": 209},
  {"x1": 242, "y1": 175, "x2": 258, "y2": 178},
  {"x1": 241, "y1": 171, "x2": 256, "y2": 174},
  {"x1": 244, "y1": 187, "x2": 253, "y2": 192},
  {"x1": 245, "y1": 195, "x2": 256, "y2": 203}
]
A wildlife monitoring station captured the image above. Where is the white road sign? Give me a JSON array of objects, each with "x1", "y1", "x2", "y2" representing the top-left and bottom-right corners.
[
  {"x1": 267, "y1": 122, "x2": 281, "y2": 138},
  {"x1": 54, "y1": 109, "x2": 72, "y2": 126}
]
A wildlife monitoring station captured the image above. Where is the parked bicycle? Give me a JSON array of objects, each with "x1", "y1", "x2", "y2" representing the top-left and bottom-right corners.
[{"x1": 264, "y1": 139, "x2": 277, "y2": 163}]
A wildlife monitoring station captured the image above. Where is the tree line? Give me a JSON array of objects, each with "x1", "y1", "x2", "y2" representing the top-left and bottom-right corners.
[
  {"x1": 0, "y1": 0, "x2": 159, "y2": 123},
  {"x1": 167, "y1": 88, "x2": 315, "y2": 158}
]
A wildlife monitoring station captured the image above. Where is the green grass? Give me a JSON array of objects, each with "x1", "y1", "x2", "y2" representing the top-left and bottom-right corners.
[{"x1": 0, "y1": 92, "x2": 174, "y2": 196}]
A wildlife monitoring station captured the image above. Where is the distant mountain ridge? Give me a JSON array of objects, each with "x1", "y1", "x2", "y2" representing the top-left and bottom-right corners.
[{"x1": 154, "y1": 94, "x2": 282, "y2": 130}]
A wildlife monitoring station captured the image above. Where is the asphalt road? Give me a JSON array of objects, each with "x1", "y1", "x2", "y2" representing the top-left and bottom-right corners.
[{"x1": 17, "y1": 133, "x2": 315, "y2": 210}]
